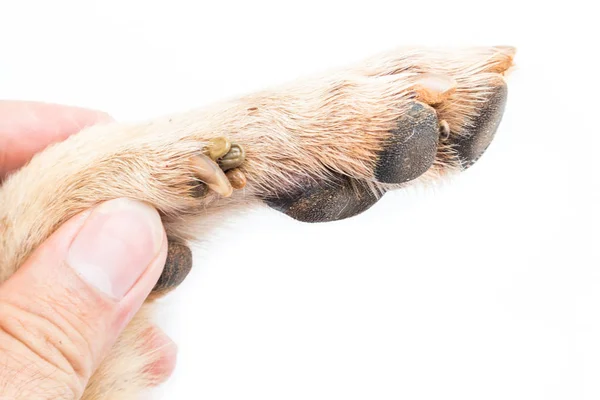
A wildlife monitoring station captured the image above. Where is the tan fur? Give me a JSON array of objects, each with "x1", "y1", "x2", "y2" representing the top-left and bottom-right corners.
[{"x1": 0, "y1": 46, "x2": 514, "y2": 399}]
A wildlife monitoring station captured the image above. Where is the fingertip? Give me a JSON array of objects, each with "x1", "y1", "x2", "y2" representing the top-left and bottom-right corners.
[
  {"x1": 0, "y1": 100, "x2": 113, "y2": 132},
  {"x1": 143, "y1": 326, "x2": 178, "y2": 385},
  {"x1": 65, "y1": 106, "x2": 114, "y2": 126},
  {"x1": 0, "y1": 100, "x2": 114, "y2": 176}
]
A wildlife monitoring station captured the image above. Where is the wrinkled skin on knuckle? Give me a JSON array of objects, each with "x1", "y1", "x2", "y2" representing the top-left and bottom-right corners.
[{"x1": 0, "y1": 299, "x2": 88, "y2": 399}]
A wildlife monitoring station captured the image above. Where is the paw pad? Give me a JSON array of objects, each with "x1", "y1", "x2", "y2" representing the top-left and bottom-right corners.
[
  {"x1": 265, "y1": 175, "x2": 380, "y2": 223},
  {"x1": 151, "y1": 241, "x2": 193, "y2": 295},
  {"x1": 375, "y1": 101, "x2": 439, "y2": 184},
  {"x1": 452, "y1": 77, "x2": 508, "y2": 169}
]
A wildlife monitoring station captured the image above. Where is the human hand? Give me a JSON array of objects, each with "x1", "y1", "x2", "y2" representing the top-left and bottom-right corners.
[{"x1": 0, "y1": 101, "x2": 175, "y2": 399}]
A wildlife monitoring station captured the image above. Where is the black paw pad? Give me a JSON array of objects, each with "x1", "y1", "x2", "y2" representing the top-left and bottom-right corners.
[
  {"x1": 152, "y1": 240, "x2": 193, "y2": 295},
  {"x1": 453, "y1": 78, "x2": 508, "y2": 169},
  {"x1": 264, "y1": 176, "x2": 381, "y2": 223},
  {"x1": 375, "y1": 101, "x2": 439, "y2": 184}
]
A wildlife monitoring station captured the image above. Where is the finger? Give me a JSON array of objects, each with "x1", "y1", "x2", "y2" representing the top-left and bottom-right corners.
[
  {"x1": 142, "y1": 325, "x2": 178, "y2": 385},
  {"x1": 0, "y1": 198, "x2": 167, "y2": 398},
  {"x1": 0, "y1": 100, "x2": 113, "y2": 177}
]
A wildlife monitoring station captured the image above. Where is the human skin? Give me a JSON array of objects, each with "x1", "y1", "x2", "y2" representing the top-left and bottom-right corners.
[{"x1": 0, "y1": 101, "x2": 176, "y2": 399}]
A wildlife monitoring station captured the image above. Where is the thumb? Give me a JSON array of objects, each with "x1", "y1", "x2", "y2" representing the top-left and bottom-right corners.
[{"x1": 0, "y1": 198, "x2": 168, "y2": 399}]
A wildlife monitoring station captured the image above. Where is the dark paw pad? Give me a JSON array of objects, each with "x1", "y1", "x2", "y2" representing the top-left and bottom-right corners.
[
  {"x1": 265, "y1": 175, "x2": 381, "y2": 223},
  {"x1": 152, "y1": 240, "x2": 193, "y2": 295},
  {"x1": 375, "y1": 101, "x2": 439, "y2": 184},
  {"x1": 453, "y1": 78, "x2": 508, "y2": 169}
]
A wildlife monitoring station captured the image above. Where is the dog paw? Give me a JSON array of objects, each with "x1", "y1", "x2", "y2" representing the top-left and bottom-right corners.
[
  {"x1": 261, "y1": 49, "x2": 511, "y2": 223},
  {"x1": 0, "y1": 46, "x2": 513, "y2": 400}
]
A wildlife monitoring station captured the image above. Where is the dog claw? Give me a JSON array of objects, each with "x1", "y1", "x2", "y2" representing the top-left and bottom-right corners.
[
  {"x1": 191, "y1": 154, "x2": 233, "y2": 197},
  {"x1": 415, "y1": 73, "x2": 457, "y2": 105}
]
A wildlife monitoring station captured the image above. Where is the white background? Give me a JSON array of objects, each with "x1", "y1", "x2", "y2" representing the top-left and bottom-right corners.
[{"x1": 1, "y1": 1, "x2": 598, "y2": 399}]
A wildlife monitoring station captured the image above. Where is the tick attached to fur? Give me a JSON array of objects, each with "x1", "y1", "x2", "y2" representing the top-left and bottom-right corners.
[
  {"x1": 193, "y1": 137, "x2": 246, "y2": 197},
  {"x1": 157, "y1": 137, "x2": 247, "y2": 295}
]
